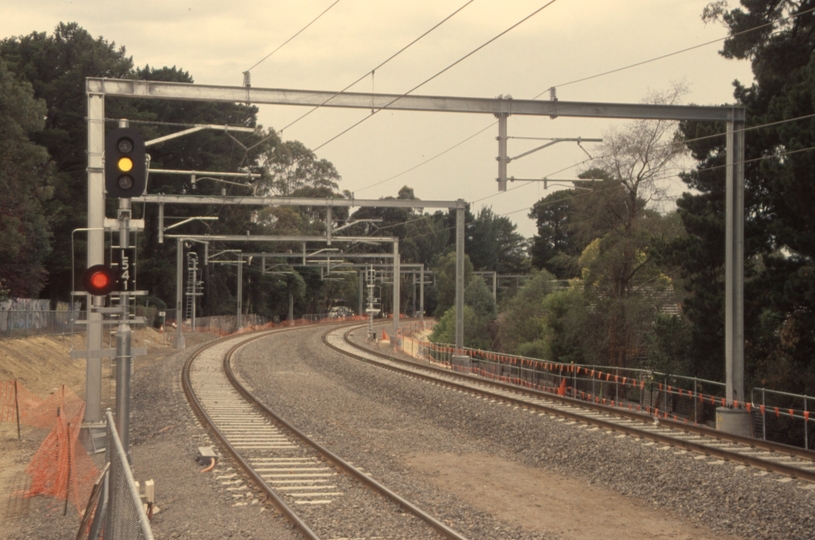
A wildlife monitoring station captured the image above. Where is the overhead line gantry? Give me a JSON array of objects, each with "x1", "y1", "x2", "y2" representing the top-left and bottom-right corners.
[{"x1": 86, "y1": 77, "x2": 746, "y2": 436}]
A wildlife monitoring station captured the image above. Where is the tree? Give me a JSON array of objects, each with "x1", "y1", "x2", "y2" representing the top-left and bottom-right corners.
[
  {"x1": 1, "y1": 23, "x2": 136, "y2": 299},
  {"x1": 528, "y1": 168, "x2": 618, "y2": 278},
  {"x1": 495, "y1": 271, "x2": 557, "y2": 354},
  {"x1": 666, "y1": 1, "x2": 815, "y2": 393},
  {"x1": 467, "y1": 206, "x2": 528, "y2": 274},
  {"x1": 566, "y1": 88, "x2": 688, "y2": 368},
  {"x1": 0, "y1": 57, "x2": 54, "y2": 297},
  {"x1": 432, "y1": 251, "x2": 473, "y2": 317},
  {"x1": 529, "y1": 190, "x2": 580, "y2": 278},
  {"x1": 430, "y1": 276, "x2": 497, "y2": 350}
]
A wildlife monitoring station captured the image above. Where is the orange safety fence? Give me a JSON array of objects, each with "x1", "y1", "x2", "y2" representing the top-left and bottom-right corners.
[{"x1": 0, "y1": 381, "x2": 99, "y2": 516}]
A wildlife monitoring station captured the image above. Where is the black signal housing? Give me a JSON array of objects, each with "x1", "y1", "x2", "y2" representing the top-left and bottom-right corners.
[
  {"x1": 105, "y1": 127, "x2": 146, "y2": 198},
  {"x1": 82, "y1": 264, "x2": 119, "y2": 296}
]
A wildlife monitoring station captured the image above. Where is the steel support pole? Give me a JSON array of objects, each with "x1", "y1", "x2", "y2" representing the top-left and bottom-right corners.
[
  {"x1": 718, "y1": 107, "x2": 750, "y2": 437},
  {"x1": 419, "y1": 266, "x2": 425, "y2": 323},
  {"x1": 392, "y1": 240, "x2": 400, "y2": 345},
  {"x1": 237, "y1": 257, "x2": 243, "y2": 329},
  {"x1": 411, "y1": 272, "x2": 416, "y2": 317},
  {"x1": 115, "y1": 194, "x2": 133, "y2": 463},
  {"x1": 492, "y1": 272, "x2": 497, "y2": 301},
  {"x1": 84, "y1": 92, "x2": 105, "y2": 424},
  {"x1": 455, "y1": 204, "x2": 465, "y2": 349},
  {"x1": 358, "y1": 271, "x2": 364, "y2": 317},
  {"x1": 174, "y1": 239, "x2": 185, "y2": 349},
  {"x1": 158, "y1": 203, "x2": 164, "y2": 244},
  {"x1": 497, "y1": 114, "x2": 509, "y2": 191},
  {"x1": 725, "y1": 110, "x2": 746, "y2": 406}
]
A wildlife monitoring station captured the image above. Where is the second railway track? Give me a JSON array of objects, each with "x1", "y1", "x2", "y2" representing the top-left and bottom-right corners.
[{"x1": 327, "y1": 324, "x2": 815, "y2": 485}]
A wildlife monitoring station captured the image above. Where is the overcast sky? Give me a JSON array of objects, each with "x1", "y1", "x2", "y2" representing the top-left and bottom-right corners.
[{"x1": 3, "y1": 0, "x2": 754, "y2": 237}]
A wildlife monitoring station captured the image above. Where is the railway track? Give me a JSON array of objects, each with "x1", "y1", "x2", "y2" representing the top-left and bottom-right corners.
[
  {"x1": 327, "y1": 324, "x2": 815, "y2": 484},
  {"x1": 181, "y1": 324, "x2": 470, "y2": 540}
]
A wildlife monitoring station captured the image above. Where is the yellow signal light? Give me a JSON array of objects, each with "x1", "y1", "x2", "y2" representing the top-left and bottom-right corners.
[{"x1": 118, "y1": 156, "x2": 134, "y2": 172}]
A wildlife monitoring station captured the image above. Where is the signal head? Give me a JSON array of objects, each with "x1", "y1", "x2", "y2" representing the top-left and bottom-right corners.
[
  {"x1": 105, "y1": 127, "x2": 146, "y2": 198},
  {"x1": 82, "y1": 264, "x2": 119, "y2": 296}
]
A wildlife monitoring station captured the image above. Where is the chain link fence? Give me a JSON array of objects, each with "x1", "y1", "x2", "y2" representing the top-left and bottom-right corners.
[
  {"x1": 0, "y1": 309, "x2": 84, "y2": 339},
  {"x1": 78, "y1": 410, "x2": 154, "y2": 540}
]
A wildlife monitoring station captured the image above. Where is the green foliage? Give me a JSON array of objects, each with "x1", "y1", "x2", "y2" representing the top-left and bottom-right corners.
[
  {"x1": 429, "y1": 275, "x2": 497, "y2": 350},
  {"x1": 0, "y1": 22, "x2": 352, "y2": 322},
  {"x1": 429, "y1": 305, "x2": 492, "y2": 350},
  {"x1": 467, "y1": 206, "x2": 528, "y2": 274},
  {"x1": 528, "y1": 190, "x2": 581, "y2": 278},
  {"x1": 664, "y1": 1, "x2": 815, "y2": 392},
  {"x1": 539, "y1": 286, "x2": 586, "y2": 364},
  {"x1": 645, "y1": 314, "x2": 694, "y2": 376},
  {"x1": 464, "y1": 276, "x2": 497, "y2": 322},
  {"x1": 432, "y1": 251, "x2": 473, "y2": 317},
  {"x1": 1, "y1": 22, "x2": 135, "y2": 299},
  {"x1": 495, "y1": 271, "x2": 556, "y2": 354},
  {"x1": 0, "y1": 56, "x2": 54, "y2": 297}
]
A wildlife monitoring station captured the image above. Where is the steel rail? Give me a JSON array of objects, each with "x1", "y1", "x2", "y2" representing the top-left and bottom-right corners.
[
  {"x1": 182, "y1": 328, "x2": 321, "y2": 540},
  {"x1": 337, "y1": 324, "x2": 815, "y2": 459},
  {"x1": 223, "y1": 325, "x2": 470, "y2": 540},
  {"x1": 328, "y1": 325, "x2": 815, "y2": 483}
]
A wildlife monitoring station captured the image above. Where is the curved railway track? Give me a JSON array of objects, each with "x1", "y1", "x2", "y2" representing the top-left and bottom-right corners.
[
  {"x1": 181, "y1": 324, "x2": 470, "y2": 540},
  {"x1": 327, "y1": 324, "x2": 815, "y2": 484}
]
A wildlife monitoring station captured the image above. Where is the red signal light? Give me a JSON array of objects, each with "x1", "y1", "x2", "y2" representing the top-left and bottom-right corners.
[
  {"x1": 82, "y1": 264, "x2": 119, "y2": 295},
  {"x1": 89, "y1": 271, "x2": 110, "y2": 289}
]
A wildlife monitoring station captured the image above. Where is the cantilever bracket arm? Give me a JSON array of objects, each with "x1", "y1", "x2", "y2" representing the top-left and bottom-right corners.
[
  {"x1": 508, "y1": 137, "x2": 603, "y2": 163},
  {"x1": 145, "y1": 124, "x2": 256, "y2": 147}
]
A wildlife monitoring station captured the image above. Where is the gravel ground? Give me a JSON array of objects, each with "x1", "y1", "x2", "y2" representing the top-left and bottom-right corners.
[
  {"x1": 3, "y1": 323, "x2": 814, "y2": 539},
  {"x1": 3, "y1": 332, "x2": 302, "y2": 540},
  {"x1": 232, "y1": 325, "x2": 815, "y2": 540}
]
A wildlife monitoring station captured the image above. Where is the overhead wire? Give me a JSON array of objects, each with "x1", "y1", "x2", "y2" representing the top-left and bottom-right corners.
[
  {"x1": 241, "y1": 0, "x2": 478, "y2": 159},
  {"x1": 276, "y1": 0, "x2": 478, "y2": 136},
  {"x1": 356, "y1": 121, "x2": 495, "y2": 193},
  {"x1": 246, "y1": 0, "x2": 343, "y2": 73},
  {"x1": 236, "y1": 4, "x2": 815, "y2": 245},
  {"x1": 354, "y1": 5, "x2": 815, "y2": 197},
  {"x1": 309, "y1": 0, "x2": 561, "y2": 154},
  {"x1": 461, "y1": 109, "x2": 815, "y2": 209},
  {"x1": 311, "y1": 8, "x2": 815, "y2": 255},
  {"x1": 354, "y1": 118, "x2": 815, "y2": 245},
  {"x1": 537, "y1": 4, "x2": 815, "y2": 96},
  {"x1": 343, "y1": 144, "x2": 813, "y2": 257}
]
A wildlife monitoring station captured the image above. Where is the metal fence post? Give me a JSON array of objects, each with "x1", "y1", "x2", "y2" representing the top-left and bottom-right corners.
[
  {"x1": 762, "y1": 388, "x2": 767, "y2": 441},
  {"x1": 805, "y1": 397, "x2": 809, "y2": 451},
  {"x1": 14, "y1": 380, "x2": 21, "y2": 440}
]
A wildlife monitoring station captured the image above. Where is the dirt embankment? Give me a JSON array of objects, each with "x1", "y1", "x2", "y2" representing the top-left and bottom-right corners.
[{"x1": 0, "y1": 328, "x2": 169, "y2": 398}]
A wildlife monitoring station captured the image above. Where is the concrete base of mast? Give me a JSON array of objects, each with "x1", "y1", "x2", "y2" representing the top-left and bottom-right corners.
[{"x1": 715, "y1": 407, "x2": 753, "y2": 437}]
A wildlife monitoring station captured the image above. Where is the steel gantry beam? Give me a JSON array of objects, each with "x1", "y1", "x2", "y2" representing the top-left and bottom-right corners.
[
  {"x1": 87, "y1": 78, "x2": 736, "y2": 121},
  {"x1": 86, "y1": 78, "x2": 747, "y2": 435},
  {"x1": 141, "y1": 193, "x2": 465, "y2": 209}
]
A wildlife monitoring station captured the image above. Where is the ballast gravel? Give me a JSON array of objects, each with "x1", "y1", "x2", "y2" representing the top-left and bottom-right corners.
[
  {"x1": 233, "y1": 325, "x2": 815, "y2": 540},
  {"x1": 3, "y1": 323, "x2": 814, "y2": 539}
]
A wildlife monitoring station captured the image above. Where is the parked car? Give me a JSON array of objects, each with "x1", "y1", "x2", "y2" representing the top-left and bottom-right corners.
[{"x1": 328, "y1": 306, "x2": 354, "y2": 319}]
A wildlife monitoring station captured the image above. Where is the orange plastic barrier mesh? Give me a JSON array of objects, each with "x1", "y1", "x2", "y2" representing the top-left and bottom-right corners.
[{"x1": 0, "y1": 382, "x2": 99, "y2": 515}]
